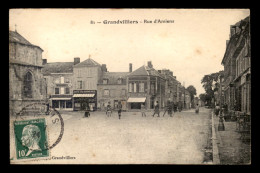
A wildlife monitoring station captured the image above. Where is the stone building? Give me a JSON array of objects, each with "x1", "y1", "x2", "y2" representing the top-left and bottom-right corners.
[
  {"x1": 126, "y1": 61, "x2": 166, "y2": 110},
  {"x1": 158, "y1": 69, "x2": 178, "y2": 105},
  {"x1": 42, "y1": 58, "x2": 77, "y2": 110},
  {"x1": 72, "y1": 57, "x2": 105, "y2": 111},
  {"x1": 97, "y1": 72, "x2": 129, "y2": 111},
  {"x1": 221, "y1": 16, "x2": 250, "y2": 114},
  {"x1": 9, "y1": 31, "x2": 47, "y2": 116}
]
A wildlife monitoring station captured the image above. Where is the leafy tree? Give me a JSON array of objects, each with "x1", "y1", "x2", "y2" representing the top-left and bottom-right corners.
[
  {"x1": 187, "y1": 85, "x2": 197, "y2": 108},
  {"x1": 201, "y1": 70, "x2": 224, "y2": 107}
]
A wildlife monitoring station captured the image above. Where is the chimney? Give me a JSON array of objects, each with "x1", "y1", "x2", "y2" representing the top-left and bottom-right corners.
[
  {"x1": 169, "y1": 71, "x2": 173, "y2": 76},
  {"x1": 158, "y1": 70, "x2": 161, "y2": 73},
  {"x1": 42, "y1": 59, "x2": 47, "y2": 65},
  {"x1": 101, "y1": 64, "x2": 107, "y2": 72},
  {"x1": 129, "y1": 63, "x2": 132, "y2": 72},
  {"x1": 173, "y1": 76, "x2": 176, "y2": 79},
  {"x1": 226, "y1": 40, "x2": 229, "y2": 47},
  {"x1": 74, "y1": 57, "x2": 80, "y2": 65},
  {"x1": 230, "y1": 26, "x2": 236, "y2": 38},
  {"x1": 147, "y1": 61, "x2": 153, "y2": 68}
]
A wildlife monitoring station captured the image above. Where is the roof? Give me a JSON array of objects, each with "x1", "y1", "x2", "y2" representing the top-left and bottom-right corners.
[
  {"x1": 99, "y1": 72, "x2": 129, "y2": 85},
  {"x1": 42, "y1": 62, "x2": 74, "y2": 75},
  {"x1": 128, "y1": 65, "x2": 165, "y2": 79},
  {"x1": 9, "y1": 58, "x2": 43, "y2": 67},
  {"x1": 74, "y1": 58, "x2": 101, "y2": 67},
  {"x1": 9, "y1": 31, "x2": 43, "y2": 51}
]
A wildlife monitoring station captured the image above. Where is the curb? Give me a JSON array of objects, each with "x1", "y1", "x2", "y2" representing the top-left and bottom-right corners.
[{"x1": 211, "y1": 111, "x2": 220, "y2": 164}]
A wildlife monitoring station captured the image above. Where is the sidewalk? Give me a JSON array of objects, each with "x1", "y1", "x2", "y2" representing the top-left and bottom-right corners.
[{"x1": 212, "y1": 112, "x2": 251, "y2": 165}]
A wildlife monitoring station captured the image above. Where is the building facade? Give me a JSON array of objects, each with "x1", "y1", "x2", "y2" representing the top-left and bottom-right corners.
[
  {"x1": 72, "y1": 58, "x2": 105, "y2": 111},
  {"x1": 97, "y1": 72, "x2": 129, "y2": 111},
  {"x1": 221, "y1": 16, "x2": 250, "y2": 114},
  {"x1": 126, "y1": 61, "x2": 166, "y2": 110},
  {"x1": 42, "y1": 59, "x2": 76, "y2": 110},
  {"x1": 9, "y1": 31, "x2": 47, "y2": 116}
]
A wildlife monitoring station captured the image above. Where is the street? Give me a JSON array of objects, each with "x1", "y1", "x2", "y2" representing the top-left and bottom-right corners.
[{"x1": 29, "y1": 107, "x2": 212, "y2": 164}]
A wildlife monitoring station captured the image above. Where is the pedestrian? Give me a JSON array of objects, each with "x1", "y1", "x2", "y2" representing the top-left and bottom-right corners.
[
  {"x1": 84, "y1": 104, "x2": 90, "y2": 118},
  {"x1": 167, "y1": 102, "x2": 173, "y2": 117},
  {"x1": 106, "y1": 102, "x2": 112, "y2": 117},
  {"x1": 195, "y1": 104, "x2": 199, "y2": 114},
  {"x1": 90, "y1": 104, "x2": 93, "y2": 112},
  {"x1": 141, "y1": 103, "x2": 146, "y2": 117},
  {"x1": 152, "y1": 101, "x2": 160, "y2": 117},
  {"x1": 118, "y1": 103, "x2": 122, "y2": 119},
  {"x1": 215, "y1": 104, "x2": 220, "y2": 116}
]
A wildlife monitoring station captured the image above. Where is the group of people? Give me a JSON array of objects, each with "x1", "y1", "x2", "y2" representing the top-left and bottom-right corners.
[{"x1": 84, "y1": 101, "x2": 200, "y2": 119}]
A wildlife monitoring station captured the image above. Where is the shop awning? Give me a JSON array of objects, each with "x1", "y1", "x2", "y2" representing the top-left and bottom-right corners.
[
  {"x1": 50, "y1": 98, "x2": 72, "y2": 100},
  {"x1": 72, "y1": 94, "x2": 95, "y2": 98},
  {"x1": 127, "y1": 97, "x2": 146, "y2": 103}
]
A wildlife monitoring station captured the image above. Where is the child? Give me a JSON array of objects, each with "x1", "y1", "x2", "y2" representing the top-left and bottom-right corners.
[{"x1": 107, "y1": 102, "x2": 112, "y2": 117}]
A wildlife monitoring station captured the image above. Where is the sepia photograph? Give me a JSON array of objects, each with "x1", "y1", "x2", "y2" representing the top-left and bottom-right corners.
[{"x1": 9, "y1": 8, "x2": 251, "y2": 164}]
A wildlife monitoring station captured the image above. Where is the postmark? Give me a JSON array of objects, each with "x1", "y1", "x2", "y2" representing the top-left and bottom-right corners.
[{"x1": 11, "y1": 102, "x2": 64, "y2": 162}]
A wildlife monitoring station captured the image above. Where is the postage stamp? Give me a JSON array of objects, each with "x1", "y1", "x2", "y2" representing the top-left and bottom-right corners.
[
  {"x1": 10, "y1": 102, "x2": 64, "y2": 163},
  {"x1": 13, "y1": 118, "x2": 49, "y2": 160}
]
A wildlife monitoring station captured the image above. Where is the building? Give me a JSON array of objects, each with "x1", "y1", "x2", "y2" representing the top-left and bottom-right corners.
[
  {"x1": 42, "y1": 58, "x2": 76, "y2": 110},
  {"x1": 97, "y1": 72, "x2": 129, "y2": 111},
  {"x1": 126, "y1": 61, "x2": 166, "y2": 110},
  {"x1": 158, "y1": 69, "x2": 178, "y2": 105},
  {"x1": 221, "y1": 16, "x2": 250, "y2": 114},
  {"x1": 72, "y1": 57, "x2": 105, "y2": 111},
  {"x1": 9, "y1": 31, "x2": 47, "y2": 116}
]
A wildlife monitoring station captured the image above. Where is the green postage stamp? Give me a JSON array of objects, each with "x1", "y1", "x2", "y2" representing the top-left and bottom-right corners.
[{"x1": 13, "y1": 118, "x2": 49, "y2": 160}]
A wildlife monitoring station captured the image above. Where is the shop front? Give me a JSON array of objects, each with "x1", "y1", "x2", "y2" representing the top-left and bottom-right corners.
[
  {"x1": 50, "y1": 95, "x2": 73, "y2": 110},
  {"x1": 127, "y1": 97, "x2": 146, "y2": 109},
  {"x1": 73, "y1": 90, "x2": 97, "y2": 111}
]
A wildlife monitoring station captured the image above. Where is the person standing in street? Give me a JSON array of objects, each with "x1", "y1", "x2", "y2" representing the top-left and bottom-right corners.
[
  {"x1": 167, "y1": 101, "x2": 173, "y2": 117},
  {"x1": 195, "y1": 104, "x2": 199, "y2": 114},
  {"x1": 152, "y1": 101, "x2": 160, "y2": 117},
  {"x1": 106, "y1": 102, "x2": 112, "y2": 117},
  {"x1": 141, "y1": 103, "x2": 146, "y2": 117},
  {"x1": 84, "y1": 104, "x2": 90, "y2": 118},
  {"x1": 118, "y1": 102, "x2": 122, "y2": 119}
]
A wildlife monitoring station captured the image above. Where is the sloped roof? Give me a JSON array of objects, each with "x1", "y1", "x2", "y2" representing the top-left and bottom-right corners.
[
  {"x1": 99, "y1": 72, "x2": 129, "y2": 85},
  {"x1": 42, "y1": 62, "x2": 74, "y2": 75},
  {"x1": 128, "y1": 65, "x2": 148, "y2": 76},
  {"x1": 74, "y1": 58, "x2": 101, "y2": 67},
  {"x1": 9, "y1": 58, "x2": 43, "y2": 67},
  {"x1": 9, "y1": 31, "x2": 43, "y2": 50},
  {"x1": 128, "y1": 65, "x2": 165, "y2": 79}
]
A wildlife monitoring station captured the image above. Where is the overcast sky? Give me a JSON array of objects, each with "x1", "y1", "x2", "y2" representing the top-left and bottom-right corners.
[{"x1": 9, "y1": 9, "x2": 250, "y2": 96}]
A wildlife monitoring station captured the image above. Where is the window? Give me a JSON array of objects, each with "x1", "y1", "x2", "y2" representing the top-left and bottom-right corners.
[
  {"x1": 60, "y1": 87, "x2": 64, "y2": 94},
  {"x1": 139, "y1": 82, "x2": 144, "y2": 92},
  {"x1": 77, "y1": 81, "x2": 82, "y2": 89},
  {"x1": 129, "y1": 83, "x2": 132, "y2": 92},
  {"x1": 117, "y1": 78, "x2": 122, "y2": 84},
  {"x1": 134, "y1": 83, "x2": 137, "y2": 93},
  {"x1": 103, "y1": 79, "x2": 108, "y2": 84},
  {"x1": 55, "y1": 78, "x2": 60, "y2": 84},
  {"x1": 24, "y1": 72, "x2": 33, "y2": 98},
  {"x1": 60, "y1": 77, "x2": 64, "y2": 84},
  {"x1": 77, "y1": 69, "x2": 81, "y2": 77},
  {"x1": 104, "y1": 89, "x2": 109, "y2": 96},
  {"x1": 65, "y1": 88, "x2": 70, "y2": 94},
  {"x1": 55, "y1": 88, "x2": 59, "y2": 94}
]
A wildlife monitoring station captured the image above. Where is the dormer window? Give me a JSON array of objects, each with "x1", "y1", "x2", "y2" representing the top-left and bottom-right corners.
[
  {"x1": 103, "y1": 79, "x2": 108, "y2": 84},
  {"x1": 117, "y1": 78, "x2": 122, "y2": 84}
]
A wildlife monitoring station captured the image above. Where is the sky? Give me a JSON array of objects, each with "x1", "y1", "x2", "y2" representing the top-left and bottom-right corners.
[{"x1": 9, "y1": 9, "x2": 250, "y2": 96}]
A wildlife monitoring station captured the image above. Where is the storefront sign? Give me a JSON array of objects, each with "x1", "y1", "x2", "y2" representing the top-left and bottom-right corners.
[{"x1": 73, "y1": 90, "x2": 96, "y2": 94}]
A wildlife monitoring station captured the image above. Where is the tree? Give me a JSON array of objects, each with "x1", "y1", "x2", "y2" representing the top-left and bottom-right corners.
[
  {"x1": 187, "y1": 85, "x2": 197, "y2": 108},
  {"x1": 201, "y1": 71, "x2": 224, "y2": 107}
]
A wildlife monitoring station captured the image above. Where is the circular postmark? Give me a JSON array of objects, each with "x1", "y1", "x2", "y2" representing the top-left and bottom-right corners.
[{"x1": 13, "y1": 102, "x2": 64, "y2": 158}]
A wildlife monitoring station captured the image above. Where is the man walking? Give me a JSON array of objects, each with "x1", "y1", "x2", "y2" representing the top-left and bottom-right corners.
[
  {"x1": 152, "y1": 101, "x2": 160, "y2": 117},
  {"x1": 118, "y1": 102, "x2": 122, "y2": 119}
]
